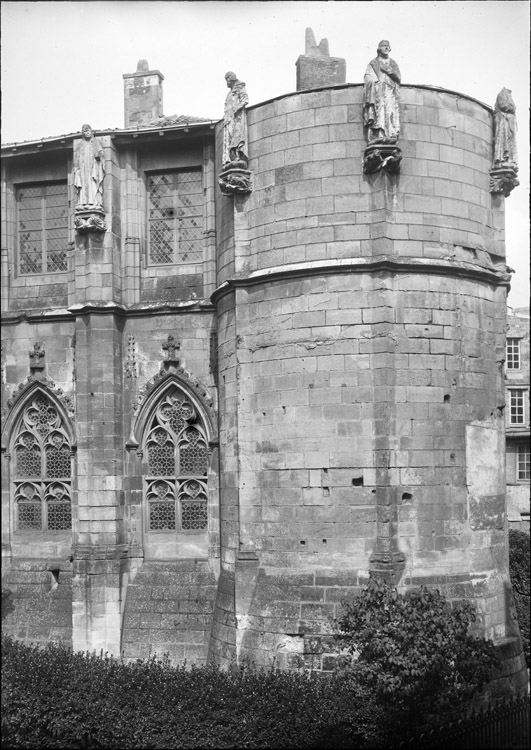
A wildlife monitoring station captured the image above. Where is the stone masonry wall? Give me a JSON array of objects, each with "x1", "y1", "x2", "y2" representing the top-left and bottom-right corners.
[{"x1": 211, "y1": 83, "x2": 526, "y2": 692}]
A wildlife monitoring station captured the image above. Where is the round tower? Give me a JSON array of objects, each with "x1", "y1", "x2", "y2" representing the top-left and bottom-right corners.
[{"x1": 210, "y1": 83, "x2": 526, "y2": 695}]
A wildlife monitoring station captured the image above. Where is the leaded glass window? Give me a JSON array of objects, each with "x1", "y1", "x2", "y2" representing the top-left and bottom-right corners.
[
  {"x1": 144, "y1": 388, "x2": 208, "y2": 532},
  {"x1": 17, "y1": 183, "x2": 69, "y2": 275},
  {"x1": 13, "y1": 393, "x2": 72, "y2": 532},
  {"x1": 147, "y1": 171, "x2": 203, "y2": 265}
]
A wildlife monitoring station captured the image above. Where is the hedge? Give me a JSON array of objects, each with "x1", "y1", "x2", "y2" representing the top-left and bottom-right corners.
[
  {"x1": 509, "y1": 528, "x2": 530, "y2": 667},
  {"x1": 1, "y1": 636, "x2": 387, "y2": 749}
]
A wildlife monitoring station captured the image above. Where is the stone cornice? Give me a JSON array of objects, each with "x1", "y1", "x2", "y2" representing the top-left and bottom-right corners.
[
  {"x1": 211, "y1": 256, "x2": 511, "y2": 305},
  {"x1": 1, "y1": 300, "x2": 215, "y2": 325}
]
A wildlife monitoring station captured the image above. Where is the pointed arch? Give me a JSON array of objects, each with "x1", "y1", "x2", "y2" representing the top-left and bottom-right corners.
[
  {"x1": 2, "y1": 379, "x2": 76, "y2": 452},
  {"x1": 2, "y1": 382, "x2": 75, "y2": 533},
  {"x1": 128, "y1": 374, "x2": 214, "y2": 537},
  {"x1": 127, "y1": 370, "x2": 217, "y2": 451}
]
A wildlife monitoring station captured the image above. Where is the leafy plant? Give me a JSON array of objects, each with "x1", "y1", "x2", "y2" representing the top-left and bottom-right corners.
[
  {"x1": 1, "y1": 635, "x2": 381, "y2": 749},
  {"x1": 509, "y1": 528, "x2": 530, "y2": 667},
  {"x1": 333, "y1": 577, "x2": 501, "y2": 736}
]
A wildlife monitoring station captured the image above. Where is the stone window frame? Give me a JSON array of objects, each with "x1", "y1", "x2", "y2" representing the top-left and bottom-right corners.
[
  {"x1": 517, "y1": 443, "x2": 530, "y2": 481},
  {"x1": 127, "y1": 372, "x2": 218, "y2": 549},
  {"x1": 506, "y1": 338, "x2": 521, "y2": 370},
  {"x1": 508, "y1": 388, "x2": 526, "y2": 426},
  {"x1": 15, "y1": 181, "x2": 69, "y2": 277},
  {"x1": 146, "y1": 169, "x2": 204, "y2": 268},
  {"x1": 2, "y1": 382, "x2": 76, "y2": 538},
  {"x1": 142, "y1": 385, "x2": 209, "y2": 534}
]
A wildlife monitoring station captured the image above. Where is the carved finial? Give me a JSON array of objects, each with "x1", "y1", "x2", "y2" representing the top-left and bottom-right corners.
[
  {"x1": 162, "y1": 335, "x2": 181, "y2": 362},
  {"x1": 29, "y1": 343, "x2": 45, "y2": 375},
  {"x1": 136, "y1": 59, "x2": 149, "y2": 73}
]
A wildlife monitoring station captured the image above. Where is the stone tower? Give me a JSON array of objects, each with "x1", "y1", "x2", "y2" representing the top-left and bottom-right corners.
[{"x1": 209, "y1": 82, "x2": 525, "y2": 693}]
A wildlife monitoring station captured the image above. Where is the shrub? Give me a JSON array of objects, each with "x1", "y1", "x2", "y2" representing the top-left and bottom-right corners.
[
  {"x1": 333, "y1": 578, "x2": 501, "y2": 736},
  {"x1": 1, "y1": 635, "x2": 383, "y2": 749},
  {"x1": 509, "y1": 528, "x2": 530, "y2": 667}
]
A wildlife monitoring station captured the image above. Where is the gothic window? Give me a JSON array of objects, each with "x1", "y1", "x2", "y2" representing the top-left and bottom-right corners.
[
  {"x1": 17, "y1": 183, "x2": 69, "y2": 275},
  {"x1": 144, "y1": 387, "x2": 208, "y2": 532},
  {"x1": 13, "y1": 393, "x2": 72, "y2": 532},
  {"x1": 147, "y1": 170, "x2": 203, "y2": 266}
]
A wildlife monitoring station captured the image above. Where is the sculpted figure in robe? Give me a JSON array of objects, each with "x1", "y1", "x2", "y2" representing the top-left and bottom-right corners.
[
  {"x1": 222, "y1": 72, "x2": 249, "y2": 170},
  {"x1": 74, "y1": 124, "x2": 105, "y2": 207},
  {"x1": 493, "y1": 88, "x2": 518, "y2": 168},
  {"x1": 363, "y1": 40, "x2": 401, "y2": 143}
]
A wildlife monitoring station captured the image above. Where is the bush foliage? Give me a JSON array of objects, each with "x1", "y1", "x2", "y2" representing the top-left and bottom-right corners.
[
  {"x1": 1, "y1": 635, "x2": 384, "y2": 749},
  {"x1": 2, "y1": 578, "x2": 505, "y2": 749},
  {"x1": 509, "y1": 528, "x2": 530, "y2": 667},
  {"x1": 334, "y1": 578, "x2": 501, "y2": 735}
]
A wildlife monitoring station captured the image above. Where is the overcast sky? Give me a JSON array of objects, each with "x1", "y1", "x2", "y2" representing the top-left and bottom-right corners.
[{"x1": 2, "y1": 1, "x2": 529, "y2": 307}]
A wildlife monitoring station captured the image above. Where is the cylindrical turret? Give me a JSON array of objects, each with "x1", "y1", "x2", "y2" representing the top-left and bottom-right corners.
[{"x1": 210, "y1": 83, "x2": 525, "y2": 695}]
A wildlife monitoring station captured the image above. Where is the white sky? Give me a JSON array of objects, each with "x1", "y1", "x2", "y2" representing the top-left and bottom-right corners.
[{"x1": 1, "y1": 0, "x2": 529, "y2": 307}]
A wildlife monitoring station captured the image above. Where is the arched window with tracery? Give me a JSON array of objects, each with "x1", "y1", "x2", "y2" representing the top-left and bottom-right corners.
[
  {"x1": 13, "y1": 392, "x2": 72, "y2": 532},
  {"x1": 144, "y1": 386, "x2": 208, "y2": 532}
]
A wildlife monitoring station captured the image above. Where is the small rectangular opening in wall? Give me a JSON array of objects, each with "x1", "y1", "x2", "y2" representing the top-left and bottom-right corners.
[
  {"x1": 352, "y1": 476, "x2": 364, "y2": 486},
  {"x1": 49, "y1": 569, "x2": 60, "y2": 592},
  {"x1": 300, "y1": 540, "x2": 306, "y2": 545}
]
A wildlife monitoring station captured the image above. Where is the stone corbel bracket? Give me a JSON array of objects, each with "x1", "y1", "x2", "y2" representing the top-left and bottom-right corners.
[
  {"x1": 363, "y1": 143, "x2": 402, "y2": 175},
  {"x1": 74, "y1": 207, "x2": 107, "y2": 234},
  {"x1": 489, "y1": 166, "x2": 519, "y2": 198},
  {"x1": 219, "y1": 167, "x2": 253, "y2": 196}
]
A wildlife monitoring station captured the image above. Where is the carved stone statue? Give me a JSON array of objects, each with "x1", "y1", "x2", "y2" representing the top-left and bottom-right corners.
[
  {"x1": 493, "y1": 88, "x2": 517, "y2": 168},
  {"x1": 222, "y1": 72, "x2": 249, "y2": 170},
  {"x1": 363, "y1": 40, "x2": 401, "y2": 144},
  {"x1": 489, "y1": 88, "x2": 519, "y2": 198},
  {"x1": 219, "y1": 72, "x2": 252, "y2": 195},
  {"x1": 74, "y1": 124, "x2": 105, "y2": 207}
]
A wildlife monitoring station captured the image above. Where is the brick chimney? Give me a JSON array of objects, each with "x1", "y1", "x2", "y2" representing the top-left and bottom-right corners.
[{"x1": 123, "y1": 59, "x2": 164, "y2": 127}]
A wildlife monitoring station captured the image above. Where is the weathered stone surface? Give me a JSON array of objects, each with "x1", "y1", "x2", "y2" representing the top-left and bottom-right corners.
[{"x1": 296, "y1": 28, "x2": 346, "y2": 91}]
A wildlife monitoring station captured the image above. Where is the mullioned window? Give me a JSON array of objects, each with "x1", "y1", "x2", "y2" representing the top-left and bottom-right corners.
[
  {"x1": 13, "y1": 392, "x2": 72, "y2": 532},
  {"x1": 144, "y1": 386, "x2": 208, "y2": 532}
]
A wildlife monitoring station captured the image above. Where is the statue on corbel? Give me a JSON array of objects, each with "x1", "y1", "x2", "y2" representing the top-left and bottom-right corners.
[
  {"x1": 489, "y1": 88, "x2": 519, "y2": 198},
  {"x1": 73, "y1": 123, "x2": 107, "y2": 233},
  {"x1": 362, "y1": 40, "x2": 402, "y2": 175},
  {"x1": 219, "y1": 72, "x2": 253, "y2": 195}
]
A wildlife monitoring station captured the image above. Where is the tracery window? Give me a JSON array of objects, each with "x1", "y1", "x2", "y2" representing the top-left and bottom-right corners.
[
  {"x1": 147, "y1": 170, "x2": 203, "y2": 265},
  {"x1": 144, "y1": 387, "x2": 208, "y2": 532},
  {"x1": 17, "y1": 183, "x2": 69, "y2": 275},
  {"x1": 13, "y1": 392, "x2": 72, "y2": 532}
]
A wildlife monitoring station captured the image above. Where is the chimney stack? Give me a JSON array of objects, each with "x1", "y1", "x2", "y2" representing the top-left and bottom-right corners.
[
  {"x1": 123, "y1": 59, "x2": 164, "y2": 127},
  {"x1": 296, "y1": 28, "x2": 346, "y2": 91}
]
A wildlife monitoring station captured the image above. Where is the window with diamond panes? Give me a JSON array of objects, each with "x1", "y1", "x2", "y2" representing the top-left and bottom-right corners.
[
  {"x1": 506, "y1": 338, "x2": 521, "y2": 370},
  {"x1": 13, "y1": 393, "x2": 72, "y2": 532},
  {"x1": 17, "y1": 184, "x2": 69, "y2": 275},
  {"x1": 147, "y1": 171, "x2": 203, "y2": 265},
  {"x1": 144, "y1": 387, "x2": 208, "y2": 532}
]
